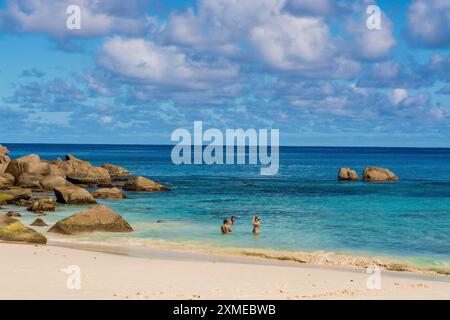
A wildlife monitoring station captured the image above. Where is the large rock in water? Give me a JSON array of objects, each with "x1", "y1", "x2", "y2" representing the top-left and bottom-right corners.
[
  {"x1": 363, "y1": 167, "x2": 398, "y2": 182},
  {"x1": 0, "y1": 215, "x2": 47, "y2": 244},
  {"x1": 338, "y1": 168, "x2": 360, "y2": 181},
  {"x1": 123, "y1": 176, "x2": 169, "y2": 192},
  {"x1": 54, "y1": 186, "x2": 97, "y2": 205},
  {"x1": 48, "y1": 205, "x2": 133, "y2": 235},
  {"x1": 91, "y1": 187, "x2": 127, "y2": 199},
  {"x1": 54, "y1": 155, "x2": 111, "y2": 186},
  {"x1": 39, "y1": 175, "x2": 72, "y2": 190},
  {"x1": 101, "y1": 164, "x2": 131, "y2": 180},
  {"x1": 0, "y1": 189, "x2": 32, "y2": 204}
]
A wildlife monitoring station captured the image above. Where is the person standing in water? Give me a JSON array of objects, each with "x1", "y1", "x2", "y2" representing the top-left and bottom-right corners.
[
  {"x1": 230, "y1": 216, "x2": 237, "y2": 225},
  {"x1": 221, "y1": 219, "x2": 232, "y2": 234},
  {"x1": 252, "y1": 216, "x2": 261, "y2": 234}
]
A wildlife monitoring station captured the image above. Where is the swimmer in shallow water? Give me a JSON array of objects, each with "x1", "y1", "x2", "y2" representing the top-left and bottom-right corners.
[
  {"x1": 221, "y1": 219, "x2": 232, "y2": 234},
  {"x1": 252, "y1": 216, "x2": 261, "y2": 234}
]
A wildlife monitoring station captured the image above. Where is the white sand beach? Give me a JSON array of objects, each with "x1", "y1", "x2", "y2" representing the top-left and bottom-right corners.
[{"x1": 0, "y1": 242, "x2": 449, "y2": 300}]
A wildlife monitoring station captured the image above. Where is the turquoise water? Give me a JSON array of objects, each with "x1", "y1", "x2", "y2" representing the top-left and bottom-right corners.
[{"x1": 3, "y1": 144, "x2": 450, "y2": 268}]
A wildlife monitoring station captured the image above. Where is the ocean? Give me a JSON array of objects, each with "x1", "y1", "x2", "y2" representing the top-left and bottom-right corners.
[{"x1": 3, "y1": 144, "x2": 450, "y2": 270}]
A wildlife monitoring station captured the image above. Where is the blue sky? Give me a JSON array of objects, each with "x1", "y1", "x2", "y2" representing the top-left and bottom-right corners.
[{"x1": 0, "y1": 0, "x2": 449, "y2": 146}]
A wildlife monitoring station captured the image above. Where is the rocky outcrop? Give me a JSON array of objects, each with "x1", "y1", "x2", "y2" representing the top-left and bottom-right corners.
[
  {"x1": 48, "y1": 205, "x2": 133, "y2": 235},
  {"x1": 5, "y1": 154, "x2": 64, "y2": 188},
  {"x1": 91, "y1": 187, "x2": 127, "y2": 199},
  {"x1": 0, "y1": 215, "x2": 47, "y2": 244},
  {"x1": 0, "y1": 189, "x2": 32, "y2": 204},
  {"x1": 101, "y1": 164, "x2": 131, "y2": 180},
  {"x1": 54, "y1": 186, "x2": 97, "y2": 205},
  {"x1": 54, "y1": 155, "x2": 111, "y2": 186},
  {"x1": 338, "y1": 168, "x2": 360, "y2": 181},
  {"x1": 0, "y1": 145, "x2": 10, "y2": 175},
  {"x1": 30, "y1": 218, "x2": 48, "y2": 227},
  {"x1": 363, "y1": 167, "x2": 398, "y2": 182},
  {"x1": 123, "y1": 176, "x2": 169, "y2": 192},
  {"x1": 27, "y1": 198, "x2": 56, "y2": 212},
  {"x1": 39, "y1": 175, "x2": 72, "y2": 190},
  {"x1": 0, "y1": 173, "x2": 15, "y2": 189}
]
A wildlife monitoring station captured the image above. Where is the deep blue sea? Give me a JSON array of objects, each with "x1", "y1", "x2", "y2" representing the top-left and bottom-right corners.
[{"x1": 3, "y1": 144, "x2": 450, "y2": 269}]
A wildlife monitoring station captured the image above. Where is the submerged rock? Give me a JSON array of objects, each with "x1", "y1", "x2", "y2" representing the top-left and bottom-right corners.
[
  {"x1": 54, "y1": 186, "x2": 97, "y2": 205},
  {"x1": 123, "y1": 176, "x2": 169, "y2": 192},
  {"x1": 91, "y1": 187, "x2": 127, "y2": 199},
  {"x1": 27, "y1": 198, "x2": 56, "y2": 212},
  {"x1": 0, "y1": 215, "x2": 47, "y2": 244},
  {"x1": 101, "y1": 164, "x2": 131, "y2": 180},
  {"x1": 30, "y1": 218, "x2": 48, "y2": 227},
  {"x1": 5, "y1": 211, "x2": 21, "y2": 217},
  {"x1": 48, "y1": 204, "x2": 133, "y2": 235},
  {"x1": 338, "y1": 168, "x2": 360, "y2": 181},
  {"x1": 363, "y1": 167, "x2": 398, "y2": 182}
]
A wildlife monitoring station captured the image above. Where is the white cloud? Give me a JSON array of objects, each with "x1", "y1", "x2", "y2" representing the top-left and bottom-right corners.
[
  {"x1": 390, "y1": 89, "x2": 408, "y2": 105},
  {"x1": 99, "y1": 37, "x2": 239, "y2": 89},
  {"x1": 407, "y1": 0, "x2": 450, "y2": 48},
  {"x1": 0, "y1": 0, "x2": 146, "y2": 39},
  {"x1": 251, "y1": 15, "x2": 334, "y2": 71},
  {"x1": 346, "y1": 10, "x2": 397, "y2": 61}
]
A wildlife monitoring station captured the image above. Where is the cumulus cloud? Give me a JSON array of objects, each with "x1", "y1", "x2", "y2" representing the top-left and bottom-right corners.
[
  {"x1": 407, "y1": 0, "x2": 450, "y2": 48},
  {"x1": 346, "y1": 10, "x2": 397, "y2": 61},
  {"x1": 0, "y1": 0, "x2": 147, "y2": 39},
  {"x1": 99, "y1": 37, "x2": 239, "y2": 89},
  {"x1": 250, "y1": 15, "x2": 334, "y2": 71}
]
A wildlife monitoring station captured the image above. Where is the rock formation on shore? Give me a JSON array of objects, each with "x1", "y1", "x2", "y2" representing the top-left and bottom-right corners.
[
  {"x1": 55, "y1": 155, "x2": 111, "y2": 186},
  {"x1": 54, "y1": 186, "x2": 97, "y2": 205},
  {"x1": 91, "y1": 187, "x2": 127, "y2": 199},
  {"x1": 123, "y1": 176, "x2": 169, "y2": 192},
  {"x1": 338, "y1": 168, "x2": 360, "y2": 181},
  {"x1": 48, "y1": 205, "x2": 133, "y2": 235},
  {"x1": 101, "y1": 164, "x2": 131, "y2": 180},
  {"x1": 0, "y1": 215, "x2": 47, "y2": 244},
  {"x1": 5, "y1": 154, "x2": 65, "y2": 188},
  {"x1": 363, "y1": 167, "x2": 398, "y2": 182}
]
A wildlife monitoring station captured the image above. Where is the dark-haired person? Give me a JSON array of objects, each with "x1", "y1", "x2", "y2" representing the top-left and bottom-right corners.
[
  {"x1": 221, "y1": 219, "x2": 232, "y2": 234},
  {"x1": 252, "y1": 216, "x2": 261, "y2": 234},
  {"x1": 230, "y1": 216, "x2": 237, "y2": 225}
]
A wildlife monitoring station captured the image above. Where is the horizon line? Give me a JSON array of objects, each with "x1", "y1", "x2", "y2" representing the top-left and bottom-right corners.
[{"x1": 2, "y1": 142, "x2": 450, "y2": 149}]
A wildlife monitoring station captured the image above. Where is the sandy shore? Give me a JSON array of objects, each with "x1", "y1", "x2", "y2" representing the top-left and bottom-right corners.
[{"x1": 0, "y1": 242, "x2": 449, "y2": 300}]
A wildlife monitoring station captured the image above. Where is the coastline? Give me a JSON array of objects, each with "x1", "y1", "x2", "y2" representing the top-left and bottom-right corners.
[
  {"x1": 45, "y1": 233, "x2": 450, "y2": 277},
  {"x1": 1, "y1": 241, "x2": 449, "y2": 300}
]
